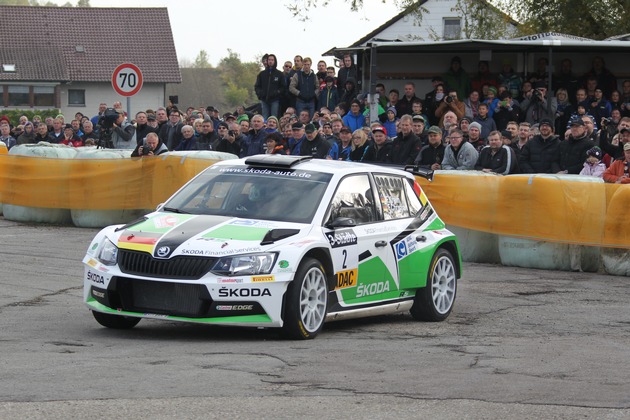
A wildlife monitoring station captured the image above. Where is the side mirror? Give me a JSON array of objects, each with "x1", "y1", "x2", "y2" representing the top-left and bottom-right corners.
[{"x1": 326, "y1": 217, "x2": 357, "y2": 229}]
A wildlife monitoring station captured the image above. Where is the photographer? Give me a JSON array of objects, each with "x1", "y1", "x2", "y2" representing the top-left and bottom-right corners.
[
  {"x1": 110, "y1": 109, "x2": 136, "y2": 149},
  {"x1": 131, "y1": 132, "x2": 168, "y2": 157},
  {"x1": 435, "y1": 88, "x2": 465, "y2": 128},
  {"x1": 603, "y1": 143, "x2": 630, "y2": 184},
  {"x1": 215, "y1": 122, "x2": 242, "y2": 156},
  {"x1": 521, "y1": 81, "x2": 557, "y2": 125}
]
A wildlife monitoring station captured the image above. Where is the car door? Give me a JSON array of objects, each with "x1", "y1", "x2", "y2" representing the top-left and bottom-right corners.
[{"x1": 323, "y1": 174, "x2": 397, "y2": 308}]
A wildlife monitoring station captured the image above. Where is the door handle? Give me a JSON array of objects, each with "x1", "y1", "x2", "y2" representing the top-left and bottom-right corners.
[
  {"x1": 375, "y1": 241, "x2": 387, "y2": 247},
  {"x1": 416, "y1": 235, "x2": 427, "y2": 242}
]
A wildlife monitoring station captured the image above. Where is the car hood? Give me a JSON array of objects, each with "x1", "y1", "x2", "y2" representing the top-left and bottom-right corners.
[{"x1": 113, "y1": 212, "x2": 308, "y2": 259}]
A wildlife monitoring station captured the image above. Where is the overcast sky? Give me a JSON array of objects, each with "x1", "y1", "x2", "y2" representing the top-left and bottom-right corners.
[{"x1": 88, "y1": 0, "x2": 401, "y2": 67}]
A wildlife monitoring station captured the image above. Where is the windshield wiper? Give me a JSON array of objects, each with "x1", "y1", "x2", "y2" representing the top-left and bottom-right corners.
[{"x1": 162, "y1": 207, "x2": 190, "y2": 214}]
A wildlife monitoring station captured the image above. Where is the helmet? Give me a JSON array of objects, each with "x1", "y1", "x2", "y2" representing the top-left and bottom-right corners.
[{"x1": 248, "y1": 184, "x2": 267, "y2": 202}]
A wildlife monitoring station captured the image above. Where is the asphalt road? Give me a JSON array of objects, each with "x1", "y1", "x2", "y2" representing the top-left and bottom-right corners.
[{"x1": 1, "y1": 218, "x2": 629, "y2": 419}]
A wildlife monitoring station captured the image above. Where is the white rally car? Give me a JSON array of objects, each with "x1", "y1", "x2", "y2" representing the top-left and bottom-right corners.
[{"x1": 83, "y1": 155, "x2": 461, "y2": 339}]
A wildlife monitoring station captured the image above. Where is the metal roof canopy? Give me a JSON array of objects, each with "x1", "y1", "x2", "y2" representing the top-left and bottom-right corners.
[{"x1": 324, "y1": 34, "x2": 630, "y2": 122}]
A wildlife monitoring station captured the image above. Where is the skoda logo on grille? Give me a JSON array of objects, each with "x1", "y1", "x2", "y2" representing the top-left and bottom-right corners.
[{"x1": 156, "y1": 246, "x2": 170, "y2": 258}]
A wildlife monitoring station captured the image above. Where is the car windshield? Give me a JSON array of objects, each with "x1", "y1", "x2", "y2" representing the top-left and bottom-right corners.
[{"x1": 163, "y1": 165, "x2": 332, "y2": 224}]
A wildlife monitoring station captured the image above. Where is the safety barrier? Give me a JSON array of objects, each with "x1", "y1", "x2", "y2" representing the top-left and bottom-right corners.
[{"x1": 1, "y1": 150, "x2": 629, "y2": 275}]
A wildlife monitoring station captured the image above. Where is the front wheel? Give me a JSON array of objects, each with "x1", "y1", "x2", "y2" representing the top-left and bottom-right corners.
[
  {"x1": 281, "y1": 258, "x2": 328, "y2": 340},
  {"x1": 410, "y1": 248, "x2": 457, "y2": 322},
  {"x1": 92, "y1": 310, "x2": 141, "y2": 329}
]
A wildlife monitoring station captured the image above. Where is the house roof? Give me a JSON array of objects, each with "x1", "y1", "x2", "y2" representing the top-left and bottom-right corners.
[{"x1": 0, "y1": 6, "x2": 181, "y2": 83}]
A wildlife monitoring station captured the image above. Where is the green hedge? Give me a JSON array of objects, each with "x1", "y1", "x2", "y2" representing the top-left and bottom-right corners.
[{"x1": 0, "y1": 109, "x2": 61, "y2": 125}]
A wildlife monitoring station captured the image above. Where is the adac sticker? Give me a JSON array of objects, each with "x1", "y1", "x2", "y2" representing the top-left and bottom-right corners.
[{"x1": 335, "y1": 268, "x2": 357, "y2": 290}]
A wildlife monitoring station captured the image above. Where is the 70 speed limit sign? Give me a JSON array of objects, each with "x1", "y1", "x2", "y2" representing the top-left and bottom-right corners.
[{"x1": 111, "y1": 63, "x2": 143, "y2": 97}]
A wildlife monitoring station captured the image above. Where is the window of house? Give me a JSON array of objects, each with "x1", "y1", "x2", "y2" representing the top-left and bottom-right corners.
[
  {"x1": 443, "y1": 18, "x2": 461, "y2": 40},
  {"x1": 68, "y1": 89, "x2": 85, "y2": 106},
  {"x1": 34, "y1": 86, "x2": 55, "y2": 106},
  {"x1": 8, "y1": 85, "x2": 29, "y2": 106}
]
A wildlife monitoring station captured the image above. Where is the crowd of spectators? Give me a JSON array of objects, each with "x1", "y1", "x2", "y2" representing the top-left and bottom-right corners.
[{"x1": 1, "y1": 54, "x2": 630, "y2": 183}]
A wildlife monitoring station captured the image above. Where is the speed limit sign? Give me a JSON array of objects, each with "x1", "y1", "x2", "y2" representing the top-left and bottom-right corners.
[{"x1": 111, "y1": 63, "x2": 143, "y2": 97}]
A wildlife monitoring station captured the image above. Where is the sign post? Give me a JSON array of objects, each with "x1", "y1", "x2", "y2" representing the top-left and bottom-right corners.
[{"x1": 111, "y1": 63, "x2": 143, "y2": 120}]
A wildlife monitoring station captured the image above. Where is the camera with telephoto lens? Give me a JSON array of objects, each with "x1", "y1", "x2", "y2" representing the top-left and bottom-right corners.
[
  {"x1": 96, "y1": 107, "x2": 120, "y2": 149},
  {"x1": 445, "y1": 96, "x2": 453, "y2": 104}
]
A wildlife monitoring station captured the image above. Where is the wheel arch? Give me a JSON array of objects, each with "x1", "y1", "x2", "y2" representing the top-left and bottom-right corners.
[
  {"x1": 437, "y1": 239, "x2": 462, "y2": 279},
  {"x1": 302, "y1": 247, "x2": 334, "y2": 289}
]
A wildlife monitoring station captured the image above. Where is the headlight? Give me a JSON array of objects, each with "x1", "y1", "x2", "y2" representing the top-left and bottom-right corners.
[
  {"x1": 97, "y1": 238, "x2": 118, "y2": 266},
  {"x1": 211, "y1": 253, "x2": 276, "y2": 276}
]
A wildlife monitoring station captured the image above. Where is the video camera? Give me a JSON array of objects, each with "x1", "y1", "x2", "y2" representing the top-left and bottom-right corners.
[{"x1": 96, "y1": 108, "x2": 120, "y2": 149}]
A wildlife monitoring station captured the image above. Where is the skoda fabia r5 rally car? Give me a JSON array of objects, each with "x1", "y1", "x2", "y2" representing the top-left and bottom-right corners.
[{"x1": 83, "y1": 155, "x2": 461, "y2": 339}]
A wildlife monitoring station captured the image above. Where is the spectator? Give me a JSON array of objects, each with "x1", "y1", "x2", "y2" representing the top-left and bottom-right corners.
[
  {"x1": 134, "y1": 111, "x2": 157, "y2": 146},
  {"x1": 600, "y1": 125, "x2": 630, "y2": 161},
  {"x1": 441, "y1": 128, "x2": 478, "y2": 170},
  {"x1": 442, "y1": 111, "x2": 459, "y2": 132},
  {"x1": 473, "y1": 103, "x2": 496, "y2": 141},
  {"x1": 288, "y1": 122, "x2": 306, "y2": 155},
  {"x1": 464, "y1": 90, "x2": 481, "y2": 119},
  {"x1": 348, "y1": 129, "x2": 369, "y2": 162},
  {"x1": 581, "y1": 56, "x2": 617, "y2": 98},
  {"x1": 131, "y1": 132, "x2": 168, "y2": 157},
  {"x1": 81, "y1": 121, "x2": 98, "y2": 143},
  {"x1": 511, "y1": 122, "x2": 530, "y2": 161},
  {"x1": 603, "y1": 143, "x2": 630, "y2": 184},
  {"x1": 505, "y1": 121, "x2": 519, "y2": 140},
  {"x1": 471, "y1": 60, "x2": 497, "y2": 94},
  {"x1": 375, "y1": 83, "x2": 388, "y2": 110},
  {"x1": 254, "y1": 53, "x2": 285, "y2": 119},
  {"x1": 49, "y1": 118, "x2": 64, "y2": 143},
  {"x1": 493, "y1": 91, "x2": 520, "y2": 131},
  {"x1": 383, "y1": 106, "x2": 398, "y2": 138},
  {"x1": 240, "y1": 114, "x2": 267, "y2": 157},
  {"x1": 435, "y1": 88, "x2": 465, "y2": 128},
  {"x1": 396, "y1": 82, "x2": 420, "y2": 117},
  {"x1": 554, "y1": 88, "x2": 574, "y2": 138},
  {"x1": 319, "y1": 76, "x2": 339, "y2": 112},
  {"x1": 521, "y1": 81, "x2": 557, "y2": 125},
  {"x1": 498, "y1": 59, "x2": 523, "y2": 100},
  {"x1": 17, "y1": 122, "x2": 35, "y2": 145},
  {"x1": 34, "y1": 122, "x2": 52, "y2": 143},
  {"x1": 442, "y1": 56, "x2": 471, "y2": 101},
  {"x1": 425, "y1": 84, "x2": 445, "y2": 126},
  {"x1": 519, "y1": 118, "x2": 561, "y2": 173},
  {"x1": 387, "y1": 115, "x2": 421, "y2": 165},
  {"x1": 588, "y1": 87, "x2": 612, "y2": 124},
  {"x1": 215, "y1": 122, "x2": 242, "y2": 156},
  {"x1": 579, "y1": 146, "x2": 606, "y2": 178},
  {"x1": 414, "y1": 126, "x2": 445, "y2": 170},
  {"x1": 339, "y1": 78, "x2": 358, "y2": 106},
  {"x1": 175, "y1": 125, "x2": 198, "y2": 151},
  {"x1": 60, "y1": 124, "x2": 83, "y2": 147},
  {"x1": 159, "y1": 109, "x2": 183, "y2": 150},
  {"x1": 265, "y1": 132, "x2": 287, "y2": 155},
  {"x1": 337, "y1": 54, "x2": 358, "y2": 97},
  {"x1": 482, "y1": 86, "x2": 499, "y2": 117},
  {"x1": 364, "y1": 125, "x2": 392, "y2": 163},
  {"x1": 475, "y1": 130, "x2": 514, "y2": 175},
  {"x1": 91, "y1": 102, "x2": 107, "y2": 126},
  {"x1": 0, "y1": 123, "x2": 16, "y2": 149},
  {"x1": 336, "y1": 126, "x2": 353, "y2": 160},
  {"x1": 411, "y1": 115, "x2": 427, "y2": 145},
  {"x1": 467, "y1": 122, "x2": 485, "y2": 151},
  {"x1": 197, "y1": 119, "x2": 218, "y2": 150},
  {"x1": 558, "y1": 118, "x2": 595, "y2": 174},
  {"x1": 553, "y1": 58, "x2": 579, "y2": 102},
  {"x1": 342, "y1": 99, "x2": 365, "y2": 132},
  {"x1": 301, "y1": 123, "x2": 331, "y2": 159},
  {"x1": 289, "y1": 57, "x2": 319, "y2": 119}
]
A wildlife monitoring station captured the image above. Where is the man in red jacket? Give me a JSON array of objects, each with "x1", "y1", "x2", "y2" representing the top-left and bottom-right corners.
[{"x1": 604, "y1": 142, "x2": 630, "y2": 184}]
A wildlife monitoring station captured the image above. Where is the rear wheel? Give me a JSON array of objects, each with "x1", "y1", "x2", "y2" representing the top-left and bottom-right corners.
[
  {"x1": 281, "y1": 258, "x2": 328, "y2": 340},
  {"x1": 410, "y1": 248, "x2": 457, "y2": 321},
  {"x1": 92, "y1": 310, "x2": 141, "y2": 329}
]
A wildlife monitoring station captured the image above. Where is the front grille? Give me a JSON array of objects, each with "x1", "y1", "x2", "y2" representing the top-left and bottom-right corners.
[
  {"x1": 118, "y1": 249, "x2": 217, "y2": 279},
  {"x1": 114, "y1": 277, "x2": 212, "y2": 317}
]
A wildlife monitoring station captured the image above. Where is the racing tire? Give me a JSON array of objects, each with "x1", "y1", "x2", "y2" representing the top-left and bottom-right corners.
[
  {"x1": 92, "y1": 310, "x2": 141, "y2": 329},
  {"x1": 281, "y1": 258, "x2": 328, "y2": 340},
  {"x1": 410, "y1": 248, "x2": 457, "y2": 322}
]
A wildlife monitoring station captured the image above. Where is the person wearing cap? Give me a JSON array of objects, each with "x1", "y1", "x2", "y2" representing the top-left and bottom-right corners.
[
  {"x1": 467, "y1": 122, "x2": 484, "y2": 151},
  {"x1": 387, "y1": 115, "x2": 422, "y2": 165},
  {"x1": 414, "y1": 125, "x2": 445, "y2": 170},
  {"x1": 264, "y1": 132, "x2": 287, "y2": 155},
  {"x1": 215, "y1": 122, "x2": 242, "y2": 156},
  {"x1": 603, "y1": 142, "x2": 630, "y2": 184},
  {"x1": 520, "y1": 80, "x2": 557, "y2": 125},
  {"x1": 579, "y1": 146, "x2": 606, "y2": 178},
  {"x1": 474, "y1": 130, "x2": 515, "y2": 175},
  {"x1": 265, "y1": 116, "x2": 279, "y2": 134},
  {"x1": 300, "y1": 123, "x2": 330, "y2": 159},
  {"x1": 320, "y1": 122, "x2": 340, "y2": 160},
  {"x1": 600, "y1": 118, "x2": 630, "y2": 160},
  {"x1": 254, "y1": 53, "x2": 285, "y2": 119},
  {"x1": 411, "y1": 114, "x2": 427, "y2": 145},
  {"x1": 60, "y1": 124, "x2": 83, "y2": 147},
  {"x1": 441, "y1": 128, "x2": 478, "y2": 170},
  {"x1": 342, "y1": 99, "x2": 365, "y2": 132},
  {"x1": 558, "y1": 117, "x2": 595, "y2": 174},
  {"x1": 288, "y1": 122, "x2": 306, "y2": 155},
  {"x1": 442, "y1": 56, "x2": 471, "y2": 101},
  {"x1": 518, "y1": 118, "x2": 561, "y2": 173},
  {"x1": 364, "y1": 125, "x2": 392, "y2": 163},
  {"x1": 336, "y1": 126, "x2": 353, "y2": 160}
]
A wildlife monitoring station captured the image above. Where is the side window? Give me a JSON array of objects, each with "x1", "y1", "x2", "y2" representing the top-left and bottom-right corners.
[
  {"x1": 374, "y1": 175, "x2": 411, "y2": 220},
  {"x1": 403, "y1": 178, "x2": 423, "y2": 216},
  {"x1": 327, "y1": 175, "x2": 375, "y2": 225}
]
